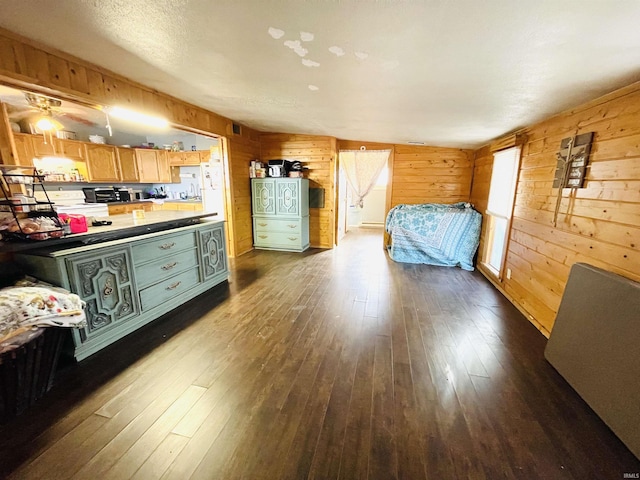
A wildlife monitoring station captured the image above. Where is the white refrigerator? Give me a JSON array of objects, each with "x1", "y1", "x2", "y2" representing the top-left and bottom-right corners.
[{"x1": 200, "y1": 162, "x2": 225, "y2": 219}]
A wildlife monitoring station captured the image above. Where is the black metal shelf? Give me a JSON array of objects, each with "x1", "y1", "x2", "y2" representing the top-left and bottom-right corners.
[{"x1": 0, "y1": 166, "x2": 63, "y2": 242}]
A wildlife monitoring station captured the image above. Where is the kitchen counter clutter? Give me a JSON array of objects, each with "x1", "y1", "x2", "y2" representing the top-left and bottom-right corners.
[
  {"x1": 1, "y1": 210, "x2": 219, "y2": 253},
  {"x1": 15, "y1": 217, "x2": 228, "y2": 360}
]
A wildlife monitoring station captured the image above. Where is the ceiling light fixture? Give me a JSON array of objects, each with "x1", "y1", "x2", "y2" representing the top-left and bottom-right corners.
[
  {"x1": 34, "y1": 113, "x2": 63, "y2": 131},
  {"x1": 106, "y1": 106, "x2": 169, "y2": 129}
]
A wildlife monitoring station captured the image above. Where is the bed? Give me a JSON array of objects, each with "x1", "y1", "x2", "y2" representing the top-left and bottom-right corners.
[{"x1": 385, "y1": 202, "x2": 482, "y2": 271}]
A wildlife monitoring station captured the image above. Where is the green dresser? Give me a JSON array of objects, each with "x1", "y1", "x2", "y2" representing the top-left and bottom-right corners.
[
  {"x1": 251, "y1": 178, "x2": 309, "y2": 252},
  {"x1": 16, "y1": 220, "x2": 228, "y2": 360}
]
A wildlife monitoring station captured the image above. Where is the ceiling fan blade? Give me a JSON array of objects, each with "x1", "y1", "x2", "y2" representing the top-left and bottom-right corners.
[{"x1": 59, "y1": 112, "x2": 97, "y2": 127}]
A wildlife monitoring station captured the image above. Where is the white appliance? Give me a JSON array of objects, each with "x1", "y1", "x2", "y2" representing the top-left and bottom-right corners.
[
  {"x1": 34, "y1": 190, "x2": 110, "y2": 218},
  {"x1": 200, "y1": 162, "x2": 225, "y2": 219}
]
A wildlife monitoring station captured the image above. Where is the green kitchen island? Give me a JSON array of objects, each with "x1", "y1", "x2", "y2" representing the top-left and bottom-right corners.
[{"x1": 14, "y1": 213, "x2": 227, "y2": 361}]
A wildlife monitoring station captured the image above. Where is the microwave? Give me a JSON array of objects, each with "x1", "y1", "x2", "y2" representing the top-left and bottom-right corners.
[{"x1": 83, "y1": 187, "x2": 117, "y2": 203}]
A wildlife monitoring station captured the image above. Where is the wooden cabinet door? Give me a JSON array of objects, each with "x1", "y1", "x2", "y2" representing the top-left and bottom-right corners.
[
  {"x1": 58, "y1": 139, "x2": 85, "y2": 160},
  {"x1": 116, "y1": 147, "x2": 139, "y2": 182},
  {"x1": 85, "y1": 144, "x2": 120, "y2": 182},
  {"x1": 167, "y1": 152, "x2": 184, "y2": 166},
  {"x1": 199, "y1": 150, "x2": 212, "y2": 163},
  {"x1": 31, "y1": 134, "x2": 56, "y2": 156},
  {"x1": 156, "y1": 150, "x2": 171, "y2": 182},
  {"x1": 135, "y1": 149, "x2": 160, "y2": 183},
  {"x1": 12, "y1": 133, "x2": 35, "y2": 166},
  {"x1": 183, "y1": 151, "x2": 201, "y2": 165}
]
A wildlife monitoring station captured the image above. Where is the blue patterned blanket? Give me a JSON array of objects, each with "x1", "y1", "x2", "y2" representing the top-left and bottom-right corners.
[{"x1": 385, "y1": 202, "x2": 482, "y2": 271}]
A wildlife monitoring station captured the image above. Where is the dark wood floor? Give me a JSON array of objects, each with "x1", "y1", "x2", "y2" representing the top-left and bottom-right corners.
[{"x1": 1, "y1": 227, "x2": 638, "y2": 479}]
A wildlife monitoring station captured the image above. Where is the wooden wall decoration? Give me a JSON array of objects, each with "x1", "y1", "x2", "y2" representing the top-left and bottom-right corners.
[{"x1": 553, "y1": 132, "x2": 594, "y2": 189}]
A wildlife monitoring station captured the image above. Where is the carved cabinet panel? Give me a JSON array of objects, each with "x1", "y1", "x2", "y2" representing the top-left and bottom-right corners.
[
  {"x1": 251, "y1": 179, "x2": 276, "y2": 215},
  {"x1": 275, "y1": 180, "x2": 301, "y2": 216},
  {"x1": 65, "y1": 247, "x2": 139, "y2": 342},
  {"x1": 198, "y1": 223, "x2": 228, "y2": 281}
]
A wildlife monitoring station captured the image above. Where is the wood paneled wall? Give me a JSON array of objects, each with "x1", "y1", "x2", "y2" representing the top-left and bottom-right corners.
[
  {"x1": 224, "y1": 136, "x2": 260, "y2": 257},
  {"x1": 469, "y1": 145, "x2": 493, "y2": 266},
  {"x1": 391, "y1": 145, "x2": 475, "y2": 207},
  {"x1": 0, "y1": 28, "x2": 238, "y2": 137},
  {"x1": 260, "y1": 134, "x2": 337, "y2": 249},
  {"x1": 471, "y1": 82, "x2": 640, "y2": 336}
]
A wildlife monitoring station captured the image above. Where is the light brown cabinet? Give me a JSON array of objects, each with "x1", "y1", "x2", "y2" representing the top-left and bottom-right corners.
[
  {"x1": 31, "y1": 134, "x2": 57, "y2": 157},
  {"x1": 160, "y1": 201, "x2": 203, "y2": 211},
  {"x1": 57, "y1": 139, "x2": 85, "y2": 160},
  {"x1": 85, "y1": 143, "x2": 120, "y2": 182},
  {"x1": 12, "y1": 133, "x2": 35, "y2": 166},
  {"x1": 108, "y1": 202, "x2": 159, "y2": 215},
  {"x1": 9, "y1": 133, "x2": 174, "y2": 184},
  {"x1": 136, "y1": 149, "x2": 170, "y2": 183},
  {"x1": 167, "y1": 150, "x2": 204, "y2": 166},
  {"x1": 116, "y1": 147, "x2": 139, "y2": 182},
  {"x1": 13, "y1": 133, "x2": 86, "y2": 164}
]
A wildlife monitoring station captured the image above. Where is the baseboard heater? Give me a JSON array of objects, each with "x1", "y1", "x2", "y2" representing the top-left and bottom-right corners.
[{"x1": 545, "y1": 263, "x2": 640, "y2": 459}]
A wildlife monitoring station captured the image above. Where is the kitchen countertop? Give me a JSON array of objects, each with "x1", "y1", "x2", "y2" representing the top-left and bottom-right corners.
[{"x1": 1, "y1": 210, "x2": 220, "y2": 253}]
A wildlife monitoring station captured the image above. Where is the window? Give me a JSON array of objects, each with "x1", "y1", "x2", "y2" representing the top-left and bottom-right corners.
[{"x1": 482, "y1": 147, "x2": 521, "y2": 278}]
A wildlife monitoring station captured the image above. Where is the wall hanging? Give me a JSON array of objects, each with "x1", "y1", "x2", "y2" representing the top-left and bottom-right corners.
[{"x1": 552, "y1": 132, "x2": 594, "y2": 226}]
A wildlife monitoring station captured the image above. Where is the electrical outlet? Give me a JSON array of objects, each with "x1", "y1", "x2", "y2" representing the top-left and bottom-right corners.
[{"x1": 506, "y1": 268, "x2": 512, "y2": 279}]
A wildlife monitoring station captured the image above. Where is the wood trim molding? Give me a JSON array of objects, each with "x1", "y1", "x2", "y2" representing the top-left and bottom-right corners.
[{"x1": 489, "y1": 132, "x2": 527, "y2": 152}]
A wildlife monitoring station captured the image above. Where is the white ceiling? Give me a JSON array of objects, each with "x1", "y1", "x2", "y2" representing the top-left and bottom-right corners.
[{"x1": 2, "y1": 0, "x2": 640, "y2": 148}]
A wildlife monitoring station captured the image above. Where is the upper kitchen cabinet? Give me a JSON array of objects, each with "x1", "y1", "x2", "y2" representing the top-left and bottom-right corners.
[
  {"x1": 116, "y1": 147, "x2": 139, "y2": 182},
  {"x1": 85, "y1": 143, "x2": 120, "y2": 182},
  {"x1": 31, "y1": 134, "x2": 56, "y2": 157},
  {"x1": 167, "y1": 150, "x2": 202, "y2": 166},
  {"x1": 136, "y1": 149, "x2": 171, "y2": 183},
  {"x1": 57, "y1": 138, "x2": 86, "y2": 161},
  {"x1": 12, "y1": 133, "x2": 35, "y2": 166}
]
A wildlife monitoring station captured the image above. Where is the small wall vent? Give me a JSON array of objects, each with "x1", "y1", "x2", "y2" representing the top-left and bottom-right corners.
[{"x1": 232, "y1": 123, "x2": 242, "y2": 135}]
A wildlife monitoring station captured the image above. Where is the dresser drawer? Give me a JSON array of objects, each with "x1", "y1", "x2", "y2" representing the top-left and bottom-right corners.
[
  {"x1": 253, "y1": 217, "x2": 301, "y2": 234},
  {"x1": 135, "y1": 248, "x2": 198, "y2": 289},
  {"x1": 254, "y1": 231, "x2": 303, "y2": 248},
  {"x1": 139, "y1": 267, "x2": 201, "y2": 311},
  {"x1": 132, "y1": 231, "x2": 196, "y2": 264}
]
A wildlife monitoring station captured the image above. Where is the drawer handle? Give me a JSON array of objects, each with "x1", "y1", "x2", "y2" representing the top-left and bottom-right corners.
[
  {"x1": 287, "y1": 224, "x2": 296, "y2": 229},
  {"x1": 166, "y1": 281, "x2": 182, "y2": 290},
  {"x1": 288, "y1": 237, "x2": 298, "y2": 241},
  {"x1": 161, "y1": 262, "x2": 178, "y2": 271},
  {"x1": 258, "y1": 235, "x2": 268, "y2": 239},
  {"x1": 258, "y1": 223, "x2": 268, "y2": 227},
  {"x1": 159, "y1": 242, "x2": 176, "y2": 250}
]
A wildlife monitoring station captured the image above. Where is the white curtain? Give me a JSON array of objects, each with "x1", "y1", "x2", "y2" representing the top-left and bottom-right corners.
[{"x1": 339, "y1": 149, "x2": 390, "y2": 208}]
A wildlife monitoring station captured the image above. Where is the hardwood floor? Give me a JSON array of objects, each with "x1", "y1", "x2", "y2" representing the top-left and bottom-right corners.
[{"x1": 1, "y1": 227, "x2": 638, "y2": 479}]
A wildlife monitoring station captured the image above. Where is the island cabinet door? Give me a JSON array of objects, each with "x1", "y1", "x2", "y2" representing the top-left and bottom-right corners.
[
  {"x1": 65, "y1": 246, "x2": 139, "y2": 344},
  {"x1": 197, "y1": 223, "x2": 228, "y2": 281},
  {"x1": 251, "y1": 179, "x2": 276, "y2": 215}
]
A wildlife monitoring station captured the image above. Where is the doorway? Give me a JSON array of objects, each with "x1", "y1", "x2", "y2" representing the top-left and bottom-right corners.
[{"x1": 338, "y1": 149, "x2": 391, "y2": 241}]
